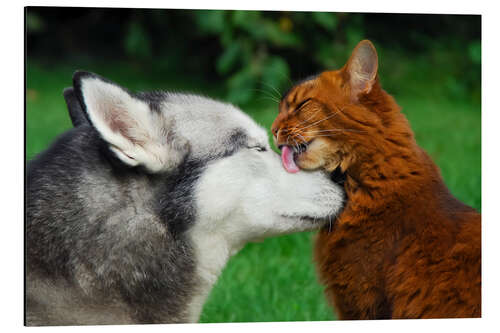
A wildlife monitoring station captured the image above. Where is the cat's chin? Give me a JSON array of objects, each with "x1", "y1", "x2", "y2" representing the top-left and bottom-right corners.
[
  {"x1": 295, "y1": 155, "x2": 324, "y2": 171},
  {"x1": 295, "y1": 157, "x2": 346, "y2": 186},
  {"x1": 293, "y1": 138, "x2": 331, "y2": 170}
]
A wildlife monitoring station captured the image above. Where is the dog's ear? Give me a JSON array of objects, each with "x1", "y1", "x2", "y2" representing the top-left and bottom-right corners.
[
  {"x1": 72, "y1": 71, "x2": 190, "y2": 173},
  {"x1": 63, "y1": 87, "x2": 90, "y2": 127}
]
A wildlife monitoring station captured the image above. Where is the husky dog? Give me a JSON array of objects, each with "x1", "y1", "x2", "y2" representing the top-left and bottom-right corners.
[{"x1": 26, "y1": 72, "x2": 345, "y2": 326}]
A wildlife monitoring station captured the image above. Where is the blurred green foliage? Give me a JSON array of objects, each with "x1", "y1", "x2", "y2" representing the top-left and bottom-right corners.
[
  {"x1": 124, "y1": 21, "x2": 153, "y2": 60},
  {"x1": 26, "y1": 8, "x2": 480, "y2": 106}
]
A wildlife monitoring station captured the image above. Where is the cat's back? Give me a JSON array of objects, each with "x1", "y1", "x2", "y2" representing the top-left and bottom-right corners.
[{"x1": 386, "y1": 189, "x2": 481, "y2": 318}]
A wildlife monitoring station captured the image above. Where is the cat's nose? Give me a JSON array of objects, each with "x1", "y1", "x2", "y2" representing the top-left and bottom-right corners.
[
  {"x1": 271, "y1": 126, "x2": 278, "y2": 136},
  {"x1": 271, "y1": 126, "x2": 281, "y2": 141}
]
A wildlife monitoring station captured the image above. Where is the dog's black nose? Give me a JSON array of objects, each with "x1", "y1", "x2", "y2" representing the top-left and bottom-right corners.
[{"x1": 277, "y1": 144, "x2": 284, "y2": 151}]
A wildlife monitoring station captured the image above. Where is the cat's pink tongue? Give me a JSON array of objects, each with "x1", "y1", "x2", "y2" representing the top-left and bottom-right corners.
[{"x1": 281, "y1": 145, "x2": 300, "y2": 173}]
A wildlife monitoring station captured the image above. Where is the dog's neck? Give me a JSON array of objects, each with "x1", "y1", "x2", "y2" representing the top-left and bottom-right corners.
[{"x1": 185, "y1": 225, "x2": 246, "y2": 322}]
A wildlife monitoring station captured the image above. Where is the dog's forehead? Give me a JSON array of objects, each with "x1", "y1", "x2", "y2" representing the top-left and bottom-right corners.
[{"x1": 158, "y1": 93, "x2": 268, "y2": 159}]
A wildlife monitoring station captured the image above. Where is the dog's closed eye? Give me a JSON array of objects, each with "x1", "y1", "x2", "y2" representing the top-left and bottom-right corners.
[{"x1": 249, "y1": 146, "x2": 267, "y2": 152}]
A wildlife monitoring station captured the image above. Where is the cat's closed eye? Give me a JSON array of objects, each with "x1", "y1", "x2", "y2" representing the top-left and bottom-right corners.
[{"x1": 294, "y1": 99, "x2": 311, "y2": 112}]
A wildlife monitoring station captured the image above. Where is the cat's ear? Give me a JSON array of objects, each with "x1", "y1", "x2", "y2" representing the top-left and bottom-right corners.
[
  {"x1": 344, "y1": 40, "x2": 378, "y2": 100},
  {"x1": 72, "y1": 71, "x2": 189, "y2": 173}
]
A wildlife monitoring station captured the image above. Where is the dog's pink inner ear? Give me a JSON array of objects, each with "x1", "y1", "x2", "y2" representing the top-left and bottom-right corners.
[{"x1": 102, "y1": 103, "x2": 143, "y2": 145}]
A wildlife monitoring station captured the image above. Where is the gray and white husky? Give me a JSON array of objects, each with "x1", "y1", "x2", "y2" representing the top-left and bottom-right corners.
[{"x1": 26, "y1": 71, "x2": 345, "y2": 326}]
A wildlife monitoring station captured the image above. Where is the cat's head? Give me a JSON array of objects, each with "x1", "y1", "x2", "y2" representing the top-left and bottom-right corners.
[{"x1": 271, "y1": 40, "x2": 412, "y2": 175}]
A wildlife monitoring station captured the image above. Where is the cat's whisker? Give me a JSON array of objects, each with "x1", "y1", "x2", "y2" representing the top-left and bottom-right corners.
[
  {"x1": 260, "y1": 82, "x2": 282, "y2": 101},
  {"x1": 288, "y1": 130, "x2": 300, "y2": 146},
  {"x1": 291, "y1": 137, "x2": 300, "y2": 152},
  {"x1": 288, "y1": 136, "x2": 300, "y2": 153},
  {"x1": 303, "y1": 134, "x2": 341, "y2": 138},
  {"x1": 251, "y1": 88, "x2": 280, "y2": 103},
  {"x1": 257, "y1": 96, "x2": 280, "y2": 104},
  {"x1": 287, "y1": 128, "x2": 308, "y2": 146},
  {"x1": 299, "y1": 111, "x2": 341, "y2": 130},
  {"x1": 307, "y1": 129, "x2": 366, "y2": 134},
  {"x1": 296, "y1": 105, "x2": 344, "y2": 129},
  {"x1": 272, "y1": 71, "x2": 293, "y2": 94},
  {"x1": 295, "y1": 133, "x2": 308, "y2": 144},
  {"x1": 295, "y1": 108, "x2": 322, "y2": 127}
]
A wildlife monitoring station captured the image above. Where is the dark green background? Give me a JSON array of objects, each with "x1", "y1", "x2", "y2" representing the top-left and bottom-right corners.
[{"x1": 26, "y1": 8, "x2": 481, "y2": 322}]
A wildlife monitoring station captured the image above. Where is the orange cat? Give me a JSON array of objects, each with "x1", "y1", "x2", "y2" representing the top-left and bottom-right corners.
[{"x1": 271, "y1": 40, "x2": 481, "y2": 319}]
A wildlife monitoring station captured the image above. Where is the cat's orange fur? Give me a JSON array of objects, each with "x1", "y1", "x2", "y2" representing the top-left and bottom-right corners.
[{"x1": 271, "y1": 40, "x2": 481, "y2": 319}]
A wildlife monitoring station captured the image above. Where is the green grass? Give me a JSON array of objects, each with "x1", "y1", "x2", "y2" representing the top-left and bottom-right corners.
[{"x1": 26, "y1": 58, "x2": 481, "y2": 323}]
